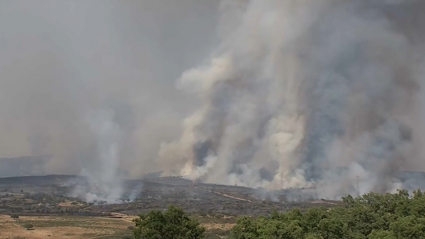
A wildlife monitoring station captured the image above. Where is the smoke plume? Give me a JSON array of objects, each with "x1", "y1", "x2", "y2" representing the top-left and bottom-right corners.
[
  {"x1": 2, "y1": 0, "x2": 425, "y2": 201},
  {"x1": 0, "y1": 0, "x2": 219, "y2": 201},
  {"x1": 159, "y1": 0, "x2": 425, "y2": 198}
]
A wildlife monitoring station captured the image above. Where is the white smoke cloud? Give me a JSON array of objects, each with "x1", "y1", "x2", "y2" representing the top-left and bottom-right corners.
[
  {"x1": 0, "y1": 1, "x2": 219, "y2": 176},
  {"x1": 82, "y1": 108, "x2": 125, "y2": 203},
  {"x1": 0, "y1": 0, "x2": 221, "y2": 202},
  {"x1": 1, "y1": 0, "x2": 425, "y2": 201},
  {"x1": 159, "y1": 0, "x2": 425, "y2": 198}
]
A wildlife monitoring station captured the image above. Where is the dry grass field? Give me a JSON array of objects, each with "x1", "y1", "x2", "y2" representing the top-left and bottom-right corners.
[
  {"x1": 0, "y1": 215, "x2": 134, "y2": 239},
  {"x1": 0, "y1": 175, "x2": 341, "y2": 239},
  {"x1": 0, "y1": 214, "x2": 235, "y2": 239}
]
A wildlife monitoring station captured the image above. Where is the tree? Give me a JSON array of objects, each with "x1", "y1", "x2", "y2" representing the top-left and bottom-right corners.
[
  {"x1": 231, "y1": 190, "x2": 425, "y2": 239},
  {"x1": 368, "y1": 230, "x2": 396, "y2": 239},
  {"x1": 230, "y1": 216, "x2": 260, "y2": 239},
  {"x1": 305, "y1": 233, "x2": 324, "y2": 239},
  {"x1": 132, "y1": 205, "x2": 205, "y2": 239},
  {"x1": 317, "y1": 218, "x2": 346, "y2": 239},
  {"x1": 389, "y1": 216, "x2": 425, "y2": 238}
]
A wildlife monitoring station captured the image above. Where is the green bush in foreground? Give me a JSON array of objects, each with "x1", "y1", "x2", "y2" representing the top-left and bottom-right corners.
[
  {"x1": 132, "y1": 205, "x2": 205, "y2": 239},
  {"x1": 230, "y1": 190, "x2": 425, "y2": 239}
]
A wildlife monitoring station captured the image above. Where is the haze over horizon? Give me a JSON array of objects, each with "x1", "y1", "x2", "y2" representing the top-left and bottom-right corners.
[
  {"x1": 1, "y1": 0, "x2": 425, "y2": 200},
  {"x1": 0, "y1": 0, "x2": 219, "y2": 176}
]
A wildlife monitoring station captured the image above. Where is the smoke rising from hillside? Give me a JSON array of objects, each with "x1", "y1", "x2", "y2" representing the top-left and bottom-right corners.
[
  {"x1": 0, "y1": 0, "x2": 219, "y2": 201},
  {"x1": 1, "y1": 0, "x2": 425, "y2": 201},
  {"x1": 159, "y1": 0, "x2": 425, "y2": 198}
]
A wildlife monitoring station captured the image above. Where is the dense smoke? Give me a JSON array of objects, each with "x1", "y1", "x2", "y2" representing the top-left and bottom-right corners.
[
  {"x1": 0, "y1": 0, "x2": 219, "y2": 201},
  {"x1": 1, "y1": 0, "x2": 425, "y2": 201},
  {"x1": 77, "y1": 102, "x2": 135, "y2": 203},
  {"x1": 159, "y1": 0, "x2": 425, "y2": 198}
]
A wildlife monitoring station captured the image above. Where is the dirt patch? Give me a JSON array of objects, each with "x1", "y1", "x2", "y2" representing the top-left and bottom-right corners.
[
  {"x1": 58, "y1": 201, "x2": 82, "y2": 207},
  {"x1": 194, "y1": 186, "x2": 252, "y2": 203},
  {"x1": 0, "y1": 214, "x2": 236, "y2": 239}
]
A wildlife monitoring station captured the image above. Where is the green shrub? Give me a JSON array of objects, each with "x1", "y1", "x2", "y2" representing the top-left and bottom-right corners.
[
  {"x1": 23, "y1": 223, "x2": 34, "y2": 230},
  {"x1": 133, "y1": 205, "x2": 205, "y2": 239},
  {"x1": 230, "y1": 190, "x2": 425, "y2": 239}
]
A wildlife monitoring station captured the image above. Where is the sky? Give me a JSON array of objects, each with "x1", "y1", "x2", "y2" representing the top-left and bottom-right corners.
[{"x1": 0, "y1": 0, "x2": 220, "y2": 176}]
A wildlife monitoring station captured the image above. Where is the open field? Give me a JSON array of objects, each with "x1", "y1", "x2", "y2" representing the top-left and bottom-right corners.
[
  {"x1": 0, "y1": 214, "x2": 133, "y2": 239},
  {"x1": 0, "y1": 175, "x2": 338, "y2": 217},
  {"x1": 0, "y1": 173, "x2": 423, "y2": 238},
  {"x1": 0, "y1": 214, "x2": 237, "y2": 239},
  {"x1": 0, "y1": 175, "x2": 342, "y2": 238}
]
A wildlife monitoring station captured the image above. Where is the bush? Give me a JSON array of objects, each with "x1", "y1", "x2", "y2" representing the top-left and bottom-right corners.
[
  {"x1": 23, "y1": 223, "x2": 34, "y2": 230},
  {"x1": 230, "y1": 190, "x2": 425, "y2": 239},
  {"x1": 10, "y1": 214, "x2": 19, "y2": 219},
  {"x1": 133, "y1": 205, "x2": 205, "y2": 239}
]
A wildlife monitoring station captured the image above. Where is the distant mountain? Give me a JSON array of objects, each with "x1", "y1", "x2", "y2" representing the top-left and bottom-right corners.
[{"x1": 0, "y1": 156, "x2": 49, "y2": 178}]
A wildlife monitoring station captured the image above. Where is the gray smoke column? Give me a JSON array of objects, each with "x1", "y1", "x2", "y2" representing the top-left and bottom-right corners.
[
  {"x1": 159, "y1": 0, "x2": 425, "y2": 198},
  {"x1": 78, "y1": 101, "x2": 134, "y2": 203},
  {"x1": 0, "y1": 0, "x2": 219, "y2": 179}
]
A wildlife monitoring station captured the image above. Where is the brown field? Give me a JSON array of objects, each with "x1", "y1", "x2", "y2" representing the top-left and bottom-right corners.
[
  {"x1": 0, "y1": 215, "x2": 134, "y2": 239},
  {"x1": 0, "y1": 175, "x2": 335, "y2": 239},
  {"x1": 0, "y1": 214, "x2": 235, "y2": 239}
]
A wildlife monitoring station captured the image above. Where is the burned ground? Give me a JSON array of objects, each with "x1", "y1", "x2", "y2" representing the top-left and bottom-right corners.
[{"x1": 0, "y1": 175, "x2": 339, "y2": 218}]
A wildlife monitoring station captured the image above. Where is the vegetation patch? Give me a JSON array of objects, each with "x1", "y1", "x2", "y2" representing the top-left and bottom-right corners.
[{"x1": 229, "y1": 190, "x2": 425, "y2": 239}]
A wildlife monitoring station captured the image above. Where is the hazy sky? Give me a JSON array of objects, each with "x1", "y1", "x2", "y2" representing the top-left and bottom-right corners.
[
  {"x1": 2, "y1": 0, "x2": 425, "y2": 200},
  {"x1": 0, "y1": 0, "x2": 220, "y2": 175}
]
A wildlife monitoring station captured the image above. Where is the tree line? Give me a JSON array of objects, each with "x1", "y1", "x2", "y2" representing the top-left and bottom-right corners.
[{"x1": 131, "y1": 190, "x2": 425, "y2": 239}]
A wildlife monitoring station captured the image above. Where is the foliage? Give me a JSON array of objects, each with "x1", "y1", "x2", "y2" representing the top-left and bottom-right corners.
[
  {"x1": 132, "y1": 205, "x2": 205, "y2": 239},
  {"x1": 230, "y1": 190, "x2": 425, "y2": 239},
  {"x1": 10, "y1": 214, "x2": 19, "y2": 219},
  {"x1": 23, "y1": 223, "x2": 34, "y2": 230}
]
